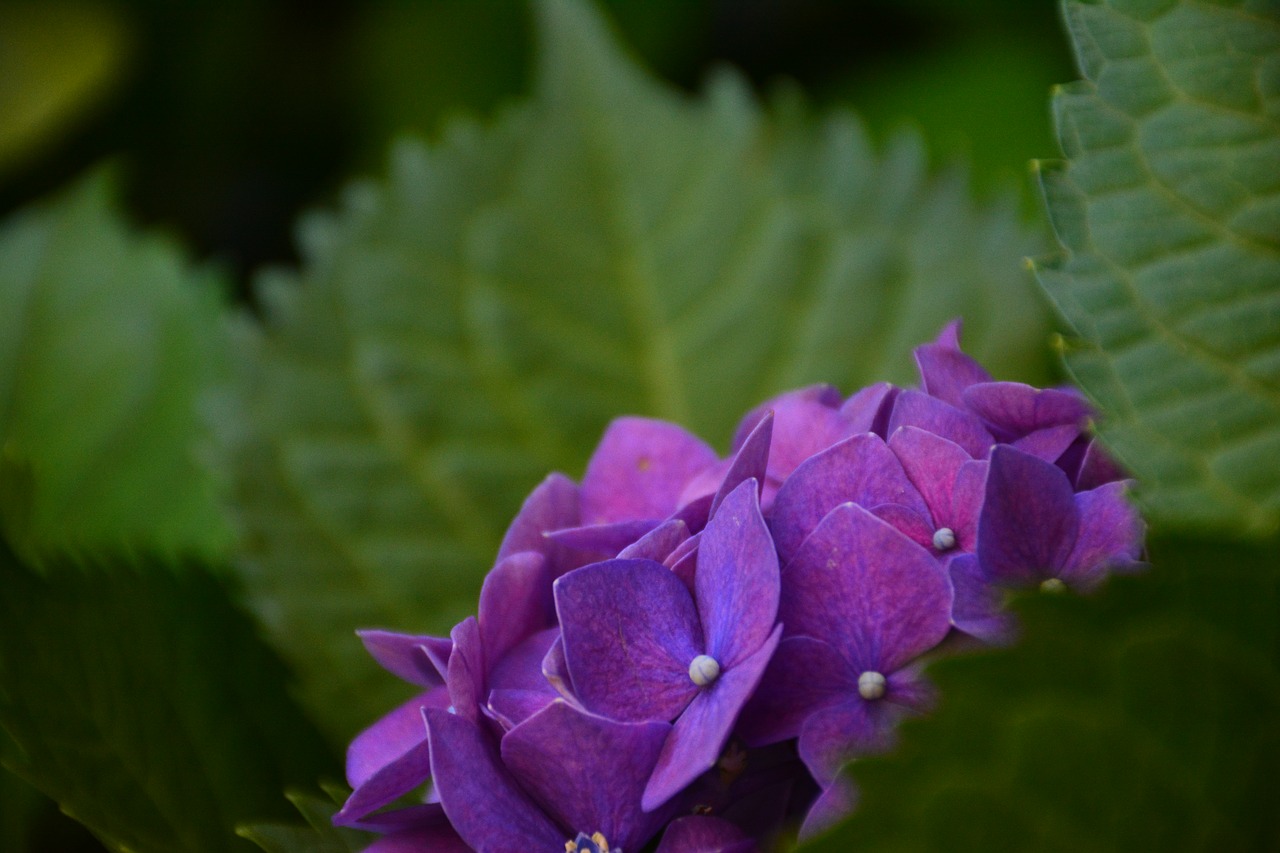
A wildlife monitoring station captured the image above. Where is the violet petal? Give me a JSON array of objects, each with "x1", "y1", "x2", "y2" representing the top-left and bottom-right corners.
[
  {"x1": 949, "y1": 459, "x2": 988, "y2": 551},
  {"x1": 358, "y1": 629, "x2": 445, "y2": 687},
  {"x1": 736, "y1": 635, "x2": 853, "y2": 748},
  {"x1": 887, "y1": 390, "x2": 995, "y2": 459},
  {"x1": 498, "y1": 472, "x2": 580, "y2": 571},
  {"x1": 580, "y1": 417, "x2": 718, "y2": 525},
  {"x1": 364, "y1": 821, "x2": 470, "y2": 853},
  {"x1": 1076, "y1": 439, "x2": 1127, "y2": 490},
  {"x1": 770, "y1": 433, "x2": 928, "y2": 564},
  {"x1": 780, "y1": 503, "x2": 952, "y2": 674},
  {"x1": 839, "y1": 382, "x2": 898, "y2": 437},
  {"x1": 697, "y1": 480, "x2": 779, "y2": 668},
  {"x1": 542, "y1": 634, "x2": 576, "y2": 700},
  {"x1": 797, "y1": 698, "x2": 897, "y2": 786},
  {"x1": 487, "y1": 688, "x2": 558, "y2": 730},
  {"x1": 888, "y1": 426, "x2": 969, "y2": 528},
  {"x1": 446, "y1": 617, "x2": 485, "y2": 720},
  {"x1": 977, "y1": 446, "x2": 1079, "y2": 587},
  {"x1": 798, "y1": 775, "x2": 859, "y2": 842},
  {"x1": 913, "y1": 342, "x2": 992, "y2": 408},
  {"x1": 1011, "y1": 423, "x2": 1083, "y2": 463},
  {"x1": 710, "y1": 413, "x2": 773, "y2": 517},
  {"x1": 948, "y1": 553, "x2": 1014, "y2": 644},
  {"x1": 424, "y1": 708, "x2": 563, "y2": 850},
  {"x1": 346, "y1": 687, "x2": 446, "y2": 789},
  {"x1": 962, "y1": 382, "x2": 1091, "y2": 436},
  {"x1": 868, "y1": 503, "x2": 936, "y2": 551},
  {"x1": 643, "y1": 626, "x2": 782, "y2": 811},
  {"x1": 1062, "y1": 480, "x2": 1144, "y2": 589},
  {"x1": 488, "y1": 627, "x2": 560, "y2": 693},
  {"x1": 478, "y1": 551, "x2": 553, "y2": 666},
  {"x1": 655, "y1": 816, "x2": 754, "y2": 853},
  {"x1": 555, "y1": 559, "x2": 702, "y2": 722},
  {"x1": 501, "y1": 700, "x2": 673, "y2": 853},
  {"x1": 619, "y1": 518, "x2": 690, "y2": 563}
]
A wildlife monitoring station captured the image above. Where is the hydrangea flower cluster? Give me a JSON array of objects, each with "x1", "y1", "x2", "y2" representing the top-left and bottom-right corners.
[{"x1": 334, "y1": 323, "x2": 1145, "y2": 852}]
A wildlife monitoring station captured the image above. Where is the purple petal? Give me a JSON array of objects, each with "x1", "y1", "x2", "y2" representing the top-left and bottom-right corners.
[
  {"x1": 913, "y1": 337, "x2": 992, "y2": 408},
  {"x1": 888, "y1": 390, "x2": 995, "y2": 459},
  {"x1": 770, "y1": 433, "x2": 928, "y2": 564},
  {"x1": 838, "y1": 382, "x2": 898, "y2": 438},
  {"x1": 425, "y1": 708, "x2": 563, "y2": 850},
  {"x1": 479, "y1": 551, "x2": 553, "y2": 666},
  {"x1": 737, "y1": 635, "x2": 853, "y2": 748},
  {"x1": 643, "y1": 626, "x2": 782, "y2": 811},
  {"x1": 698, "y1": 480, "x2": 779, "y2": 667},
  {"x1": 798, "y1": 698, "x2": 898, "y2": 786},
  {"x1": 949, "y1": 459, "x2": 988, "y2": 551},
  {"x1": 1062, "y1": 480, "x2": 1145, "y2": 589},
  {"x1": 779, "y1": 503, "x2": 952, "y2": 674},
  {"x1": 364, "y1": 820, "x2": 471, "y2": 853},
  {"x1": 501, "y1": 700, "x2": 673, "y2": 853},
  {"x1": 555, "y1": 559, "x2": 701, "y2": 722},
  {"x1": 710, "y1": 412, "x2": 772, "y2": 517},
  {"x1": 358, "y1": 630, "x2": 445, "y2": 687},
  {"x1": 487, "y1": 688, "x2": 558, "y2": 730},
  {"x1": 1011, "y1": 423, "x2": 1083, "y2": 463},
  {"x1": 1076, "y1": 439, "x2": 1127, "y2": 490},
  {"x1": 347, "y1": 802, "x2": 449, "y2": 835},
  {"x1": 446, "y1": 617, "x2": 485, "y2": 720},
  {"x1": 977, "y1": 446, "x2": 1079, "y2": 587},
  {"x1": 336, "y1": 690, "x2": 447, "y2": 825},
  {"x1": 546, "y1": 519, "x2": 660, "y2": 560},
  {"x1": 488, "y1": 627, "x2": 560, "y2": 693},
  {"x1": 798, "y1": 775, "x2": 859, "y2": 842},
  {"x1": 619, "y1": 518, "x2": 690, "y2": 562},
  {"x1": 581, "y1": 417, "x2": 718, "y2": 525},
  {"x1": 963, "y1": 382, "x2": 1091, "y2": 436},
  {"x1": 498, "y1": 472, "x2": 580, "y2": 567},
  {"x1": 868, "y1": 503, "x2": 936, "y2": 551},
  {"x1": 542, "y1": 634, "x2": 576, "y2": 700},
  {"x1": 733, "y1": 386, "x2": 850, "y2": 483},
  {"x1": 655, "y1": 816, "x2": 754, "y2": 853},
  {"x1": 933, "y1": 318, "x2": 964, "y2": 349},
  {"x1": 888, "y1": 426, "x2": 970, "y2": 527},
  {"x1": 947, "y1": 553, "x2": 1014, "y2": 644}
]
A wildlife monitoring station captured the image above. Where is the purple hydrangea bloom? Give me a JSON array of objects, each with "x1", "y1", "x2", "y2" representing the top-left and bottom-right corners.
[{"x1": 337, "y1": 322, "x2": 1144, "y2": 851}]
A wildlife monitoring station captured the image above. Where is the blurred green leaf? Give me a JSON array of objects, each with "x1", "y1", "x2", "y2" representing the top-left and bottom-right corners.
[
  {"x1": 800, "y1": 534, "x2": 1280, "y2": 851},
  {"x1": 0, "y1": 3, "x2": 128, "y2": 176},
  {"x1": 0, "y1": 172, "x2": 233, "y2": 558},
  {"x1": 1034, "y1": 0, "x2": 1280, "y2": 536},
  {"x1": 0, "y1": 750, "x2": 43, "y2": 851},
  {"x1": 224, "y1": 0, "x2": 1049, "y2": 740},
  {"x1": 0, "y1": 541, "x2": 336, "y2": 853},
  {"x1": 237, "y1": 790, "x2": 369, "y2": 853}
]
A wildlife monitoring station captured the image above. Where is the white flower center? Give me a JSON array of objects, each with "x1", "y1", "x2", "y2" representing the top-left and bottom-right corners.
[
  {"x1": 689, "y1": 654, "x2": 721, "y2": 687},
  {"x1": 932, "y1": 527, "x2": 956, "y2": 551},
  {"x1": 857, "y1": 671, "x2": 887, "y2": 700},
  {"x1": 1040, "y1": 577, "x2": 1066, "y2": 594}
]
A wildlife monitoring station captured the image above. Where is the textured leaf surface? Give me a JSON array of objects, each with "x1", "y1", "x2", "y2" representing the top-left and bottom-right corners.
[
  {"x1": 238, "y1": 790, "x2": 369, "y2": 853},
  {"x1": 1035, "y1": 0, "x2": 1280, "y2": 535},
  {"x1": 801, "y1": 534, "x2": 1280, "y2": 852},
  {"x1": 0, "y1": 173, "x2": 232, "y2": 557},
  {"x1": 0, "y1": 542, "x2": 336, "y2": 853},
  {"x1": 225, "y1": 0, "x2": 1049, "y2": 739}
]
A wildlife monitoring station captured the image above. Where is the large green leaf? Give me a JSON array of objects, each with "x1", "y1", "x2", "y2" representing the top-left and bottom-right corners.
[
  {"x1": 224, "y1": 0, "x2": 1049, "y2": 739},
  {"x1": 0, "y1": 173, "x2": 232, "y2": 557},
  {"x1": 237, "y1": 789, "x2": 369, "y2": 853},
  {"x1": 1034, "y1": 0, "x2": 1280, "y2": 536},
  {"x1": 0, "y1": 541, "x2": 336, "y2": 853},
  {"x1": 800, "y1": 535, "x2": 1280, "y2": 851}
]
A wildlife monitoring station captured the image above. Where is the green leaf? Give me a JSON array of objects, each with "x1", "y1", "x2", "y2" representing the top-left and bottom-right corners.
[
  {"x1": 237, "y1": 790, "x2": 370, "y2": 853},
  {"x1": 0, "y1": 172, "x2": 233, "y2": 558},
  {"x1": 0, "y1": 542, "x2": 336, "y2": 853},
  {"x1": 1034, "y1": 0, "x2": 1280, "y2": 536},
  {"x1": 799, "y1": 534, "x2": 1280, "y2": 851},
  {"x1": 223, "y1": 0, "x2": 1049, "y2": 739}
]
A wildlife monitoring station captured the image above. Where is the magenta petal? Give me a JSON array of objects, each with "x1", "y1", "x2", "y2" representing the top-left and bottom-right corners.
[
  {"x1": 799, "y1": 775, "x2": 858, "y2": 842},
  {"x1": 425, "y1": 708, "x2": 563, "y2": 850},
  {"x1": 913, "y1": 342, "x2": 992, "y2": 408},
  {"x1": 1062, "y1": 480, "x2": 1144, "y2": 588},
  {"x1": 478, "y1": 551, "x2": 553, "y2": 666},
  {"x1": 498, "y1": 472, "x2": 580, "y2": 566},
  {"x1": 655, "y1": 816, "x2": 754, "y2": 853},
  {"x1": 546, "y1": 519, "x2": 660, "y2": 558},
  {"x1": 770, "y1": 433, "x2": 928, "y2": 564},
  {"x1": 358, "y1": 630, "x2": 445, "y2": 687},
  {"x1": 888, "y1": 426, "x2": 970, "y2": 527},
  {"x1": 555, "y1": 559, "x2": 701, "y2": 722},
  {"x1": 710, "y1": 412, "x2": 772, "y2": 517},
  {"x1": 780, "y1": 503, "x2": 952, "y2": 674},
  {"x1": 1076, "y1": 439, "x2": 1127, "y2": 490},
  {"x1": 888, "y1": 389, "x2": 995, "y2": 459},
  {"x1": 619, "y1": 518, "x2": 690, "y2": 562},
  {"x1": 501, "y1": 701, "x2": 673, "y2": 852},
  {"x1": 643, "y1": 626, "x2": 782, "y2": 812},
  {"x1": 737, "y1": 635, "x2": 853, "y2": 748},
  {"x1": 446, "y1": 617, "x2": 485, "y2": 720},
  {"x1": 697, "y1": 481, "x2": 779, "y2": 667},
  {"x1": 581, "y1": 417, "x2": 718, "y2": 525},
  {"x1": 1012, "y1": 423, "x2": 1082, "y2": 463},
  {"x1": 798, "y1": 698, "x2": 897, "y2": 786},
  {"x1": 949, "y1": 459, "x2": 988, "y2": 551},
  {"x1": 868, "y1": 503, "x2": 936, "y2": 551},
  {"x1": 977, "y1": 446, "x2": 1079, "y2": 587},
  {"x1": 963, "y1": 382, "x2": 1091, "y2": 435}
]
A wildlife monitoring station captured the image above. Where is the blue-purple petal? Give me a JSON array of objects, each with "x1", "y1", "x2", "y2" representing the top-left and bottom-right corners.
[
  {"x1": 977, "y1": 446, "x2": 1079, "y2": 586},
  {"x1": 580, "y1": 417, "x2": 718, "y2": 525}
]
